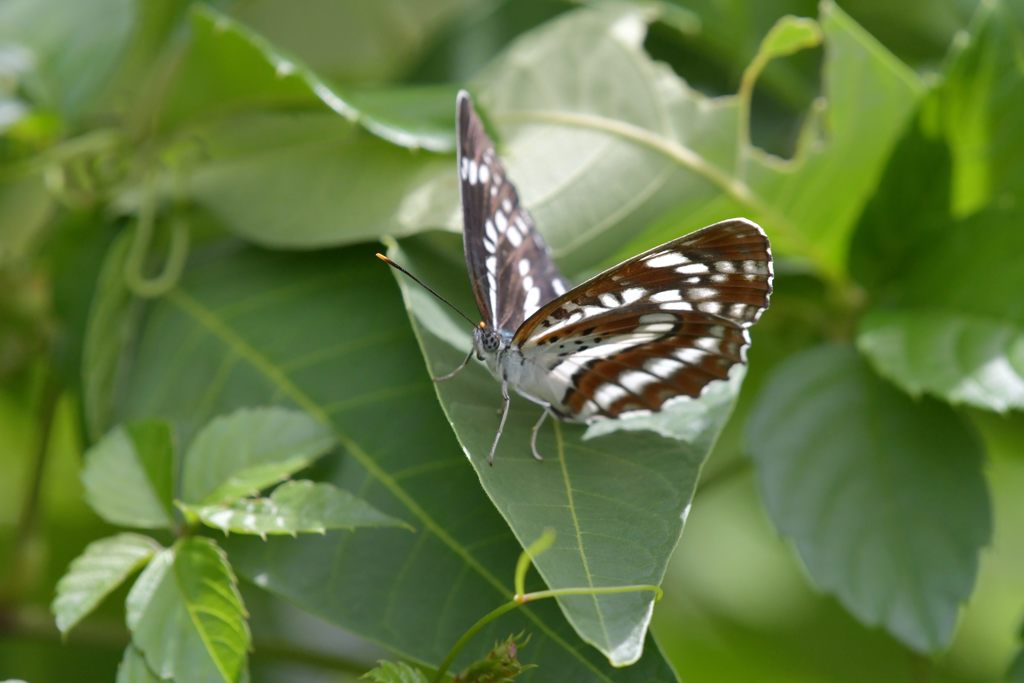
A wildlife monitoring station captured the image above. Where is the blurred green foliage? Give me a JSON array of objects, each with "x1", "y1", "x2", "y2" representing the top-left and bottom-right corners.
[{"x1": 2, "y1": 0, "x2": 1022, "y2": 681}]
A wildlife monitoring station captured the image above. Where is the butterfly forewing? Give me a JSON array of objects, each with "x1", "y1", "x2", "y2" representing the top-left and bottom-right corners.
[
  {"x1": 457, "y1": 92, "x2": 569, "y2": 332},
  {"x1": 515, "y1": 218, "x2": 773, "y2": 420}
]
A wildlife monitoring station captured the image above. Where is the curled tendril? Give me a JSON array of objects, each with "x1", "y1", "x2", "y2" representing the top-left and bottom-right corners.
[{"x1": 123, "y1": 171, "x2": 190, "y2": 298}]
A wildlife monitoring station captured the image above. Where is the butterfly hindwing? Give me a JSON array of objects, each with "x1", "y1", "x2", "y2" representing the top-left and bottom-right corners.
[
  {"x1": 457, "y1": 91, "x2": 568, "y2": 332},
  {"x1": 527, "y1": 306, "x2": 753, "y2": 419},
  {"x1": 515, "y1": 218, "x2": 773, "y2": 420}
]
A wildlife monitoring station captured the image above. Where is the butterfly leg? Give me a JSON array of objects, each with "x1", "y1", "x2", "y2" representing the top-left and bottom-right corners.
[
  {"x1": 432, "y1": 348, "x2": 474, "y2": 382},
  {"x1": 488, "y1": 379, "x2": 511, "y2": 467},
  {"x1": 529, "y1": 408, "x2": 550, "y2": 461}
]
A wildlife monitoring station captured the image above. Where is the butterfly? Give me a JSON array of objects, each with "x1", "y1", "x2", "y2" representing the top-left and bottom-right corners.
[{"x1": 382, "y1": 91, "x2": 772, "y2": 465}]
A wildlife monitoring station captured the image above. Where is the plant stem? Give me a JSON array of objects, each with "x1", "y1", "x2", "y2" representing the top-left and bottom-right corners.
[
  {"x1": 4, "y1": 366, "x2": 60, "y2": 601},
  {"x1": 516, "y1": 584, "x2": 662, "y2": 604},
  {"x1": 430, "y1": 601, "x2": 520, "y2": 683},
  {"x1": 430, "y1": 583, "x2": 662, "y2": 682}
]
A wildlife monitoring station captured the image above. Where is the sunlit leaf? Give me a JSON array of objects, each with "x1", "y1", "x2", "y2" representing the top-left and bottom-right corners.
[
  {"x1": 178, "y1": 111, "x2": 453, "y2": 249},
  {"x1": 126, "y1": 538, "x2": 250, "y2": 683},
  {"x1": 185, "y1": 480, "x2": 410, "y2": 536},
  {"x1": 52, "y1": 533, "x2": 161, "y2": 635},
  {"x1": 469, "y1": 2, "x2": 921, "y2": 280},
  {"x1": 746, "y1": 344, "x2": 991, "y2": 652},
  {"x1": 227, "y1": 0, "x2": 471, "y2": 85},
  {"x1": 81, "y1": 419, "x2": 175, "y2": 529},
  {"x1": 162, "y1": 6, "x2": 456, "y2": 151},
  {"x1": 181, "y1": 406, "x2": 335, "y2": 505}
]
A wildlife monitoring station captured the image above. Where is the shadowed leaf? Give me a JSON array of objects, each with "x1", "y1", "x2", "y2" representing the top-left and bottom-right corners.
[{"x1": 746, "y1": 344, "x2": 991, "y2": 652}]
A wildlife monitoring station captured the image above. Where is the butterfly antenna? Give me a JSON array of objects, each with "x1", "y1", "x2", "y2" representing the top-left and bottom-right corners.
[{"x1": 375, "y1": 253, "x2": 478, "y2": 327}]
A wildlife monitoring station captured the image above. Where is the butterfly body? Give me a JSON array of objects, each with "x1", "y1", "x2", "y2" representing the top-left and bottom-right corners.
[
  {"x1": 451, "y1": 90, "x2": 773, "y2": 463},
  {"x1": 472, "y1": 325, "x2": 572, "y2": 418}
]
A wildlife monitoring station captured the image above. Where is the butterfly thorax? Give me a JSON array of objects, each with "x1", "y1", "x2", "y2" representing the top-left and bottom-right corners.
[{"x1": 473, "y1": 324, "x2": 570, "y2": 417}]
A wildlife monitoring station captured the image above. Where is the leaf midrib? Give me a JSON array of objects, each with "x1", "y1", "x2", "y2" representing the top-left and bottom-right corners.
[
  {"x1": 165, "y1": 288, "x2": 617, "y2": 681},
  {"x1": 553, "y1": 420, "x2": 614, "y2": 650}
]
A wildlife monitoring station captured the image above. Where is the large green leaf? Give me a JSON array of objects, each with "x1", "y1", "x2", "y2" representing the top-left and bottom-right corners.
[
  {"x1": 857, "y1": 207, "x2": 1024, "y2": 412},
  {"x1": 176, "y1": 111, "x2": 453, "y2": 248},
  {"x1": 166, "y1": 2, "x2": 919, "y2": 262},
  {"x1": 746, "y1": 344, "x2": 991, "y2": 652},
  {"x1": 185, "y1": 480, "x2": 410, "y2": 536},
  {"x1": 181, "y1": 406, "x2": 335, "y2": 505},
  {"x1": 227, "y1": 0, "x2": 470, "y2": 85},
  {"x1": 159, "y1": 6, "x2": 457, "y2": 151},
  {"x1": 89, "y1": 239, "x2": 678, "y2": 680},
  {"x1": 387, "y1": 232, "x2": 739, "y2": 665},
  {"x1": 81, "y1": 419, "x2": 175, "y2": 529},
  {"x1": 126, "y1": 538, "x2": 250, "y2": 683},
  {"x1": 851, "y1": 6, "x2": 1024, "y2": 412},
  {"x1": 52, "y1": 533, "x2": 161, "y2": 635},
  {"x1": 466, "y1": 2, "x2": 921, "y2": 281}
]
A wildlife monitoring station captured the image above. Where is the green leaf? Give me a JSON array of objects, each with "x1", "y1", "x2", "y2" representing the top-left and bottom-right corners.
[
  {"x1": 227, "y1": 0, "x2": 470, "y2": 85},
  {"x1": 753, "y1": 16, "x2": 823, "y2": 60},
  {"x1": 851, "y1": 7, "x2": 1024, "y2": 412},
  {"x1": 939, "y1": 0, "x2": 1024, "y2": 215},
  {"x1": 117, "y1": 645, "x2": 167, "y2": 683},
  {"x1": 126, "y1": 538, "x2": 250, "y2": 683},
  {"x1": 94, "y1": 239, "x2": 679, "y2": 680},
  {"x1": 177, "y1": 111, "x2": 453, "y2": 249},
  {"x1": 81, "y1": 419, "x2": 175, "y2": 529},
  {"x1": 388, "y1": 233, "x2": 731, "y2": 665},
  {"x1": 847, "y1": 98, "x2": 953, "y2": 291},
  {"x1": 746, "y1": 344, "x2": 991, "y2": 652},
  {"x1": 362, "y1": 661, "x2": 434, "y2": 683},
  {"x1": 185, "y1": 480, "x2": 411, "y2": 536},
  {"x1": 83, "y1": 232, "x2": 144, "y2": 440},
  {"x1": 0, "y1": 0, "x2": 136, "y2": 119},
  {"x1": 859, "y1": 308, "x2": 1024, "y2": 412},
  {"x1": 181, "y1": 406, "x2": 335, "y2": 505},
  {"x1": 52, "y1": 533, "x2": 161, "y2": 635},
  {"x1": 857, "y1": 207, "x2": 1024, "y2": 412},
  {"x1": 160, "y1": 6, "x2": 456, "y2": 151},
  {"x1": 1010, "y1": 649, "x2": 1024, "y2": 682},
  {"x1": 467, "y1": 2, "x2": 920, "y2": 281}
]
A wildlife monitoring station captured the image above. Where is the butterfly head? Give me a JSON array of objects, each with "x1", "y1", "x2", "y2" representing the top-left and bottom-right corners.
[{"x1": 473, "y1": 322, "x2": 505, "y2": 361}]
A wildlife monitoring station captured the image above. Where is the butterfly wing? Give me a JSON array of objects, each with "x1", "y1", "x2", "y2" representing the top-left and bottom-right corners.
[
  {"x1": 512, "y1": 218, "x2": 772, "y2": 420},
  {"x1": 457, "y1": 90, "x2": 569, "y2": 332}
]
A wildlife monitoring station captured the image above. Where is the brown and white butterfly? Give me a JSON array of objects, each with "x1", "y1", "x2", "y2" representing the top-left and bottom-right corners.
[{"x1": 388, "y1": 91, "x2": 773, "y2": 465}]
